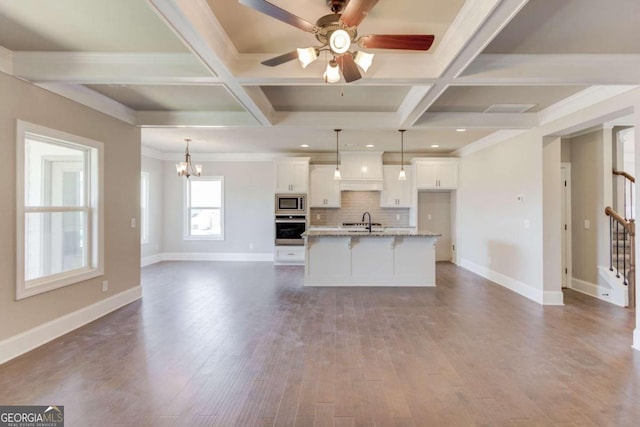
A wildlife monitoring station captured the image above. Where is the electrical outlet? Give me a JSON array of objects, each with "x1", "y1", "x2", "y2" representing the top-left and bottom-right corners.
[
  {"x1": 396, "y1": 214, "x2": 400, "y2": 220},
  {"x1": 316, "y1": 214, "x2": 321, "y2": 220},
  {"x1": 249, "y1": 242, "x2": 254, "y2": 250},
  {"x1": 427, "y1": 214, "x2": 432, "y2": 220},
  {"x1": 130, "y1": 218, "x2": 136, "y2": 228},
  {"x1": 524, "y1": 219, "x2": 530, "y2": 229},
  {"x1": 102, "y1": 280, "x2": 108, "y2": 292},
  {"x1": 584, "y1": 219, "x2": 590, "y2": 229}
]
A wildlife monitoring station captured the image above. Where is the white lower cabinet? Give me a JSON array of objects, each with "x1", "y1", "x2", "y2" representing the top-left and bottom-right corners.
[{"x1": 275, "y1": 245, "x2": 305, "y2": 264}]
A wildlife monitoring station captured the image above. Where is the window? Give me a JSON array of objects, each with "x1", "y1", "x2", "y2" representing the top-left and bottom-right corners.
[
  {"x1": 16, "y1": 121, "x2": 103, "y2": 300},
  {"x1": 141, "y1": 172, "x2": 150, "y2": 244},
  {"x1": 184, "y1": 177, "x2": 224, "y2": 240}
]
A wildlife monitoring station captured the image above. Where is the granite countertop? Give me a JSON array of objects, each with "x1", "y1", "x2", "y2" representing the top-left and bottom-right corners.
[{"x1": 303, "y1": 228, "x2": 441, "y2": 238}]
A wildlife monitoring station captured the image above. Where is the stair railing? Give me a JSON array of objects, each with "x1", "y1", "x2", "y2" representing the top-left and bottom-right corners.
[
  {"x1": 605, "y1": 206, "x2": 635, "y2": 308},
  {"x1": 612, "y1": 170, "x2": 635, "y2": 220}
]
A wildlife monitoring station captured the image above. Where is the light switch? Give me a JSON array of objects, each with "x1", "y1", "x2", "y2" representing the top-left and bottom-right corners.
[
  {"x1": 584, "y1": 219, "x2": 590, "y2": 229},
  {"x1": 130, "y1": 218, "x2": 136, "y2": 228},
  {"x1": 427, "y1": 214, "x2": 432, "y2": 220},
  {"x1": 524, "y1": 219, "x2": 530, "y2": 229}
]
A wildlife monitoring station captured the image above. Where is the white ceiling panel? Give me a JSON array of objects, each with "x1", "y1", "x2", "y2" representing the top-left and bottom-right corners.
[{"x1": 0, "y1": 0, "x2": 188, "y2": 52}]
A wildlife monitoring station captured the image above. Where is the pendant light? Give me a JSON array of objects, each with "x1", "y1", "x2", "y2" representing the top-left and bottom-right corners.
[
  {"x1": 333, "y1": 129, "x2": 342, "y2": 180},
  {"x1": 398, "y1": 130, "x2": 407, "y2": 181},
  {"x1": 176, "y1": 138, "x2": 202, "y2": 179}
]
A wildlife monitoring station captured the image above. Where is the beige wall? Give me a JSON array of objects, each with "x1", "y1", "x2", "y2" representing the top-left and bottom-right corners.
[{"x1": 0, "y1": 72, "x2": 140, "y2": 341}]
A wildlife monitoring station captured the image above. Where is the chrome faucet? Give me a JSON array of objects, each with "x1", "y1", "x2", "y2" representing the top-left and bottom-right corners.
[{"x1": 362, "y1": 211, "x2": 372, "y2": 233}]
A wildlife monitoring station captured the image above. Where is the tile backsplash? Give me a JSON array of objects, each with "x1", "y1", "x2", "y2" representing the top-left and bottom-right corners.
[{"x1": 310, "y1": 191, "x2": 410, "y2": 227}]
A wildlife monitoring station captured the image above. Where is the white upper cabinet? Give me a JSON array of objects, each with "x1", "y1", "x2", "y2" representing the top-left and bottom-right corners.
[
  {"x1": 381, "y1": 165, "x2": 413, "y2": 208},
  {"x1": 309, "y1": 165, "x2": 341, "y2": 208},
  {"x1": 339, "y1": 151, "x2": 383, "y2": 181},
  {"x1": 413, "y1": 158, "x2": 459, "y2": 189},
  {"x1": 276, "y1": 158, "x2": 309, "y2": 193}
]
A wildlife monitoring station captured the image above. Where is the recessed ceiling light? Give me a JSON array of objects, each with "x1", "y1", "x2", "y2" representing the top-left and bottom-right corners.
[
  {"x1": 300, "y1": 144, "x2": 309, "y2": 148},
  {"x1": 431, "y1": 144, "x2": 440, "y2": 148},
  {"x1": 456, "y1": 128, "x2": 466, "y2": 132},
  {"x1": 365, "y1": 144, "x2": 374, "y2": 148}
]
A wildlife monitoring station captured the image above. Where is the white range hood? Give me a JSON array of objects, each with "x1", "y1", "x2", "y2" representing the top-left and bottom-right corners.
[{"x1": 339, "y1": 151, "x2": 384, "y2": 191}]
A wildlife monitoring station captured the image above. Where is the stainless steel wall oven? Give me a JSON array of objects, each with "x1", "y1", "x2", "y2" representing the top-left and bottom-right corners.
[{"x1": 275, "y1": 215, "x2": 306, "y2": 245}]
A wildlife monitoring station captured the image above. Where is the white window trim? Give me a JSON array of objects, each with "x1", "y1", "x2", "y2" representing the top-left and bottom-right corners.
[
  {"x1": 16, "y1": 120, "x2": 104, "y2": 300},
  {"x1": 141, "y1": 171, "x2": 150, "y2": 245},
  {"x1": 183, "y1": 176, "x2": 224, "y2": 241}
]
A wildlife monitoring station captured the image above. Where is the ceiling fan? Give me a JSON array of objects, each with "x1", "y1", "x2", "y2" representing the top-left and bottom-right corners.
[{"x1": 238, "y1": 0, "x2": 435, "y2": 83}]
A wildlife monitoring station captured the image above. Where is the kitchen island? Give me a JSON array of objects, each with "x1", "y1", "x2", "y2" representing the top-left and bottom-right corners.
[{"x1": 302, "y1": 229, "x2": 441, "y2": 287}]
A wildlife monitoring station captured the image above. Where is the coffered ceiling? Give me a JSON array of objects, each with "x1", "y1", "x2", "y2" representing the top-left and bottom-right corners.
[{"x1": 0, "y1": 0, "x2": 638, "y2": 155}]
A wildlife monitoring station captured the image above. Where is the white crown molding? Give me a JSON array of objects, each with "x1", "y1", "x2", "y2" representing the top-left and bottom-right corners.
[
  {"x1": 452, "y1": 129, "x2": 528, "y2": 157},
  {"x1": 36, "y1": 83, "x2": 137, "y2": 125},
  {"x1": 459, "y1": 54, "x2": 640, "y2": 85},
  {"x1": 161, "y1": 152, "x2": 287, "y2": 162},
  {"x1": 0, "y1": 45, "x2": 14, "y2": 75},
  {"x1": 415, "y1": 112, "x2": 538, "y2": 129},
  {"x1": 0, "y1": 286, "x2": 141, "y2": 365},
  {"x1": 13, "y1": 52, "x2": 216, "y2": 84},
  {"x1": 135, "y1": 110, "x2": 258, "y2": 127}
]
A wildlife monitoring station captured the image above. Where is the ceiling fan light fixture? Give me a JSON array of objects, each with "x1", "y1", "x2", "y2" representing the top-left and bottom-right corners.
[
  {"x1": 324, "y1": 60, "x2": 341, "y2": 83},
  {"x1": 329, "y1": 29, "x2": 351, "y2": 54},
  {"x1": 296, "y1": 47, "x2": 318, "y2": 68},
  {"x1": 354, "y1": 51, "x2": 374, "y2": 72}
]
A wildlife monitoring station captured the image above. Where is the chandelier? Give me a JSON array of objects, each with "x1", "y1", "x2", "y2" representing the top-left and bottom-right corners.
[{"x1": 175, "y1": 139, "x2": 202, "y2": 178}]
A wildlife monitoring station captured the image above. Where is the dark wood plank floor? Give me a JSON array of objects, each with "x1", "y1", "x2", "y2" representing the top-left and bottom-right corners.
[{"x1": 1, "y1": 262, "x2": 639, "y2": 426}]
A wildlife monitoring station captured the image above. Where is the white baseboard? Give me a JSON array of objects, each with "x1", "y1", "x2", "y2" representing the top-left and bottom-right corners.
[
  {"x1": 141, "y1": 253, "x2": 163, "y2": 267},
  {"x1": 633, "y1": 329, "x2": 640, "y2": 352},
  {"x1": 460, "y1": 258, "x2": 563, "y2": 305},
  {"x1": 0, "y1": 286, "x2": 142, "y2": 365},
  {"x1": 162, "y1": 252, "x2": 274, "y2": 262},
  {"x1": 571, "y1": 275, "x2": 627, "y2": 307}
]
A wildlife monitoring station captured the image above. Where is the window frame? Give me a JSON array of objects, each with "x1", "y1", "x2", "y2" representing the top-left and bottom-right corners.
[
  {"x1": 183, "y1": 176, "x2": 224, "y2": 241},
  {"x1": 140, "y1": 171, "x2": 150, "y2": 245},
  {"x1": 16, "y1": 120, "x2": 104, "y2": 300}
]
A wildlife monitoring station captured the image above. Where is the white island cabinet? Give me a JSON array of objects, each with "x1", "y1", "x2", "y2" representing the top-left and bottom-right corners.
[{"x1": 303, "y1": 229, "x2": 440, "y2": 287}]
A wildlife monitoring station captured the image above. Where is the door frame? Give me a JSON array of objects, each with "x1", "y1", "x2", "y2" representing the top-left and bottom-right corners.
[{"x1": 561, "y1": 162, "x2": 572, "y2": 288}]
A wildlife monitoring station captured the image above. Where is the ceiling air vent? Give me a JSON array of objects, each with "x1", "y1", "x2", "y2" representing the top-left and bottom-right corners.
[{"x1": 484, "y1": 104, "x2": 536, "y2": 113}]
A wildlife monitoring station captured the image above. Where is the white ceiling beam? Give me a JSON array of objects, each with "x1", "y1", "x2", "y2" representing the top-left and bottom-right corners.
[
  {"x1": 396, "y1": 86, "x2": 433, "y2": 125},
  {"x1": 271, "y1": 112, "x2": 398, "y2": 129},
  {"x1": 135, "y1": 111, "x2": 259, "y2": 127},
  {"x1": 414, "y1": 112, "x2": 538, "y2": 129},
  {"x1": 36, "y1": 83, "x2": 136, "y2": 124},
  {"x1": 400, "y1": 0, "x2": 531, "y2": 128},
  {"x1": 13, "y1": 52, "x2": 217, "y2": 84},
  {"x1": 147, "y1": 0, "x2": 274, "y2": 126},
  {"x1": 456, "y1": 54, "x2": 640, "y2": 85}
]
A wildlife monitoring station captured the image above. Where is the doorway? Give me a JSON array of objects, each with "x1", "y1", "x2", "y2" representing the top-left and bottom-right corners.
[{"x1": 418, "y1": 191, "x2": 452, "y2": 262}]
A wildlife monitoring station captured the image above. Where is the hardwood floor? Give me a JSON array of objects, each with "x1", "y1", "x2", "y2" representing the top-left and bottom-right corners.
[{"x1": 1, "y1": 262, "x2": 639, "y2": 426}]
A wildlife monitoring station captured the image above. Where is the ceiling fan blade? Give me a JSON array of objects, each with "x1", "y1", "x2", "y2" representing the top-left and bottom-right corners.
[
  {"x1": 359, "y1": 34, "x2": 435, "y2": 50},
  {"x1": 238, "y1": 0, "x2": 316, "y2": 33},
  {"x1": 338, "y1": 54, "x2": 362, "y2": 83},
  {"x1": 261, "y1": 51, "x2": 299, "y2": 67},
  {"x1": 340, "y1": 0, "x2": 379, "y2": 27}
]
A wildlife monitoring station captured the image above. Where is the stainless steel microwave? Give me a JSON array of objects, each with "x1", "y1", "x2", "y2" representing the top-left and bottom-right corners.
[{"x1": 275, "y1": 193, "x2": 306, "y2": 215}]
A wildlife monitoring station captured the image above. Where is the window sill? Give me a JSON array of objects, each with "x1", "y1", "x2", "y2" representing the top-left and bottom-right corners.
[{"x1": 17, "y1": 267, "x2": 104, "y2": 300}]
